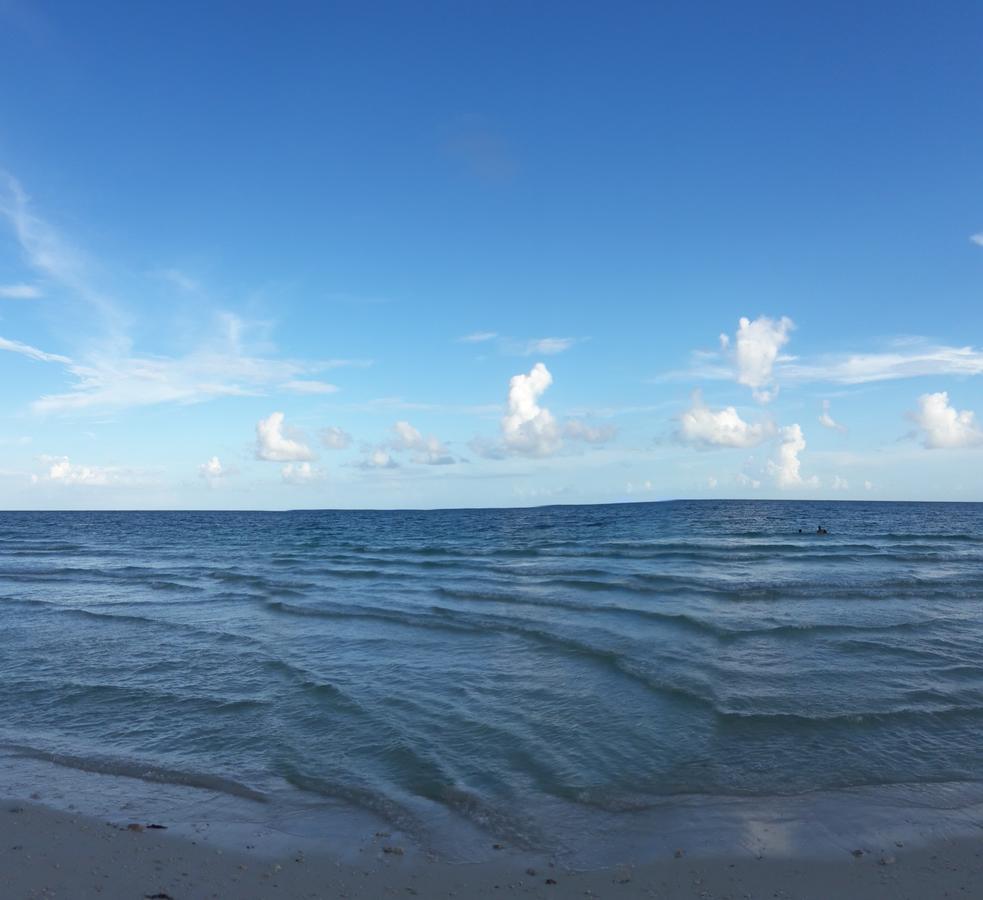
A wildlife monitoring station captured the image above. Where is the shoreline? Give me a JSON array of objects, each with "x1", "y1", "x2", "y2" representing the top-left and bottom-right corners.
[{"x1": 4, "y1": 798, "x2": 983, "y2": 899}]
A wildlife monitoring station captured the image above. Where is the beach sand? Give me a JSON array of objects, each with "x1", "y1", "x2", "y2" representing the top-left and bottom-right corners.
[{"x1": 4, "y1": 799, "x2": 983, "y2": 899}]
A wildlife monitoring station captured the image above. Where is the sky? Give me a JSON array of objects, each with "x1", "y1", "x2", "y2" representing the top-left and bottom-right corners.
[{"x1": 1, "y1": 0, "x2": 982, "y2": 509}]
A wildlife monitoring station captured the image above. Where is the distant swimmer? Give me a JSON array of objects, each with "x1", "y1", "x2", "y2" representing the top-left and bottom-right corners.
[{"x1": 816, "y1": 525, "x2": 828, "y2": 535}]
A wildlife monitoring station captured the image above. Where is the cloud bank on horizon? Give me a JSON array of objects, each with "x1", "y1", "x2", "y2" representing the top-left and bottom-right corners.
[{"x1": 1, "y1": 3, "x2": 982, "y2": 507}]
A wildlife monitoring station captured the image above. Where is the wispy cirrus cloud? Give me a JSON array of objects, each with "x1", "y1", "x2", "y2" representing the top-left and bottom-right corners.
[
  {"x1": 0, "y1": 282, "x2": 42, "y2": 299},
  {"x1": 661, "y1": 330, "x2": 983, "y2": 389},
  {"x1": 0, "y1": 173, "x2": 368, "y2": 415},
  {"x1": 0, "y1": 323, "x2": 361, "y2": 415},
  {"x1": 280, "y1": 379, "x2": 340, "y2": 395},
  {"x1": 456, "y1": 331, "x2": 584, "y2": 357},
  {"x1": 0, "y1": 172, "x2": 125, "y2": 334},
  {"x1": 0, "y1": 335, "x2": 71, "y2": 365},
  {"x1": 818, "y1": 399, "x2": 847, "y2": 432},
  {"x1": 781, "y1": 342, "x2": 983, "y2": 385}
]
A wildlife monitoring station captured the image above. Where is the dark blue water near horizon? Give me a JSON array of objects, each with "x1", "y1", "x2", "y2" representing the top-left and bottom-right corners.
[{"x1": 2, "y1": 500, "x2": 983, "y2": 851}]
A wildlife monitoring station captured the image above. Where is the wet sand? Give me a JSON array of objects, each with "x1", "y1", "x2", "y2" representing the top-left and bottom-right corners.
[{"x1": 4, "y1": 799, "x2": 983, "y2": 899}]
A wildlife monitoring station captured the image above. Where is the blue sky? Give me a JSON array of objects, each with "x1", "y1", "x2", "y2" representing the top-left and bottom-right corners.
[{"x1": 1, "y1": 0, "x2": 982, "y2": 509}]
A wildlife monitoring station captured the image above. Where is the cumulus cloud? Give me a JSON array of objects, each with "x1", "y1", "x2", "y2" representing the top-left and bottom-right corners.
[
  {"x1": 818, "y1": 399, "x2": 847, "y2": 432},
  {"x1": 767, "y1": 424, "x2": 818, "y2": 489},
  {"x1": 281, "y1": 462, "x2": 323, "y2": 484},
  {"x1": 31, "y1": 455, "x2": 122, "y2": 486},
  {"x1": 280, "y1": 380, "x2": 339, "y2": 395},
  {"x1": 909, "y1": 391, "x2": 983, "y2": 449},
  {"x1": 472, "y1": 362, "x2": 611, "y2": 458},
  {"x1": 389, "y1": 420, "x2": 455, "y2": 465},
  {"x1": 198, "y1": 456, "x2": 226, "y2": 480},
  {"x1": 678, "y1": 391, "x2": 771, "y2": 448},
  {"x1": 831, "y1": 475, "x2": 849, "y2": 490},
  {"x1": 720, "y1": 315, "x2": 794, "y2": 403},
  {"x1": 358, "y1": 449, "x2": 399, "y2": 469},
  {"x1": 501, "y1": 362, "x2": 562, "y2": 456},
  {"x1": 320, "y1": 426, "x2": 352, "y2": 450},
  {"x1": 864, "y1": 480, "x2": 873, "y2": 491},
  {"x1": 626, "y1": 480, "x2": 654, "y2": 494},
  {"x1": 255, "y1": 412, "x2": 315, "y2": 461},
  {"x1": 0, "y1": 283, "x2": 42, "y2": 299},
  {"x1": 736, "y1": 472, "x2": 762, "y2": 489}
]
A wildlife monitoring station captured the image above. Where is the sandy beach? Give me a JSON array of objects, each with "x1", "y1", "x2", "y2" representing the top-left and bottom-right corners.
[{"x1": 4, "y1": 798, "x2": 983, "y2": 900}]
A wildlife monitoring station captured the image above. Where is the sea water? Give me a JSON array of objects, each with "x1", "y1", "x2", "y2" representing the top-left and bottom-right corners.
[{"x1": 2, "y1": 501, "x2": 983, "y2": 859}]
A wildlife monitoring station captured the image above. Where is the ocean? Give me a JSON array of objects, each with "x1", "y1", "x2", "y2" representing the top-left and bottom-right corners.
[{"x1": 2, "y1": 500, "x2": 983, "y2": 861}]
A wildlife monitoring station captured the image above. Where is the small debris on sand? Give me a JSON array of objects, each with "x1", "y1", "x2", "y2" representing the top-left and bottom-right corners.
[
  {"x1": 525, "y1": 867, "x2": 537, "y2": 876},
  {"x1": 382, "y1": 845, "x2": 405, "y2": 856},
  {"x1": 674, "y1": 849, "x2": 685, "y2": 859},
  {"x1": 127, "y1": 824, "x2": 145, "y2": 832},
  {"x1": 545, "y1": 877, "x2": 558, "y2": 885}
]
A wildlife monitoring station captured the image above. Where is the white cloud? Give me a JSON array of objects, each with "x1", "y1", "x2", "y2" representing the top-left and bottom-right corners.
[
  {"x1": 198, "y1": 456, "x2": 226, "y2": 480},
  {"x1": 320, "y1": 426, "x2": 352, "y2": 450},
  {"x1": 1, "y1": 175, "x2": 368, "y2": 415},
  {"x1": 501, "y1": 362, "x2": 562, "y2": 456},
  {"x1": 970, "y1": 234, "x2": 983, "y2": 247},
  {"x1": 255, "y1": 412, "x2": 315, "y2": 461},
  {"x1": 663, "y1": 338, "x2": 983, "y2": 389},
  {"x1": 31, "y1": 455, "x2": 124, "y2": 486},
  {"x1": 767, "y1": 424, "x2": 818, "y2": 489},
  {"x1": 155, "y1": 268, "x2": 200, "y2": 293},
  {"x1": 457, "y1": 331, "x2": 498, "y2": 343},
  {"x1": 706, "y1": 476, "x2": 718, "y2": 488},
  {"x1": 280, "y1": 380, "x2": 340, "y2": 395},
  {"x1": 358, "y1": 449, "x2": 399, "y2": 469},
  {"x1": 724, "y1": 315, "x2": 794, "y2": 403},
  {"x1": 818, "y1": 399, "x2": 847, "y2": 432},
  {"x1": 678, "y1": 391, "x2": 771, "y2": 448},
  {"x1": 626, "y1": 480, "x2": 654, "y2": 494},
  {"x1": 281, "y1": 462, "x2": 323, "y2": 484},
  {"x1": 782, "y1": 342, "x2": 983, "y2": 385},
  {"x1": 1, "y1": 172, "x2": 122, "y2": 331},
  {"x1": 909, "y1": 391, "x2": 983, "y2": 449},
  {"x1": 736, "y1": 472, "x2": 762, "y2": 489},
  {"x1": 864, "y1": 480, "x2": 873, "y2": 491},
  {"x1": 389, "y1": 420, "x2": 455, "y2": 465},
  {"x1": 831, "y1": 475, "x2": 849, "y2": 490},
  {"x1": 0, "y1": 335, "x2": 71, "y2": 364},
  {"x1": 523, "y1": 337, "x2": 577, "y2": 356},
  {"x1": 0, "y1": 283, "x2": 42, "y2": 299},
  {"x1": 563, "y1": 419, "x2": 617, "y2": 444},
  {"x1": 472, "y1": 362, "x2": 610, "y2": 458}
]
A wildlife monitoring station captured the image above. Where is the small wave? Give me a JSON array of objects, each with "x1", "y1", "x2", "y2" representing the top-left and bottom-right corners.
[{"x1": 0, "y1": 743, "x2": 267, "y2": 802}]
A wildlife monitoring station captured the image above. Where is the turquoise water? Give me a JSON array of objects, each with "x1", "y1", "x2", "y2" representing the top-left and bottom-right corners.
[{"x1": 2, "y1": 501, "x2": 983, "y2": 852}]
